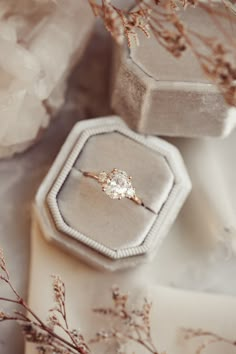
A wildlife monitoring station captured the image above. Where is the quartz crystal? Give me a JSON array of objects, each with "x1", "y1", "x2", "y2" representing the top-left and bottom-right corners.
[
  {"x1": 0, "y1": 0, "x2": 94, "y2": 158},
  {"x1": 102, "y1": 170, "x2": 135, "y2": 200}
]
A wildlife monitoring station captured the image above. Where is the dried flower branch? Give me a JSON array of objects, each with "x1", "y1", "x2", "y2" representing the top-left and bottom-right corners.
[
  {"x1": 182, "y1": 328, "x2": 236, "y2": 354},
  {"x1": 1, "y1": 248, "x2": 164, "y2": 354},
  {"x1": 88, "y1": 0, "x2": 151, "y2": 46},
  {"x1": 2, "y1": 247, "x2": 236, "y2": 354},
  {"x1": 0, "y1": 249, "x2": 90, "y2": 354},
  {"x1": 148, "y1": 0, "x2": 236, "y2": 106},
  {"x1": 91, "y1": 286, "x2": 162, "y2": 354}
]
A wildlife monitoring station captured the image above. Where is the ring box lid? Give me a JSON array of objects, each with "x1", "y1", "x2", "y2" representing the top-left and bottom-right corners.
[
  {"x1": 111, "y1": 3, "x2": 236, "y2": 138},
  {"x1": 35, "y1": 116, "x2": 191, "y2": 270}
]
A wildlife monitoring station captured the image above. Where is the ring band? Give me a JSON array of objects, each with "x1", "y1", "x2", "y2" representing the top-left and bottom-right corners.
[{"x1": 83, "y1": 168, "x2": 143, "y2": 206}]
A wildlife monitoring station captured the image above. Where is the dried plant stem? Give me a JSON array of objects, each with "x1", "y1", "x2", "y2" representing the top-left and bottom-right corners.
[
  {"x1": 198, "y1": 1, "x2": 236, "y2": 48},
  {"x1": 0, "y1": 294, "x2": 80, "y2": 353},
  {"x1": 2, "y1": 247, "x2": 236, "y2": 354},
  {"x1": 183, "y1": 328, "x2": 236, "y2": 354},
  {"x1": 149, "y1": 1, "x2": 236, "y2": 105},
  {"x1": 1, "y1": 249, "x2": 164, "y2": 354},
  {"x1": 91, "y1": 287, "x2": 161, "y2": 353},
  {"x1": 0, "y1": 251, "x2": 89, "y2": 354},
  {"x1": 123, "y1": 333, "x2": 158, "y2": 353}
]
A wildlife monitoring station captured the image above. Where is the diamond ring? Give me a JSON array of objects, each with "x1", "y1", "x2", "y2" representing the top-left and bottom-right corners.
[{"x1": 83, "y1": 168, "x2": 143, "y2": 205}]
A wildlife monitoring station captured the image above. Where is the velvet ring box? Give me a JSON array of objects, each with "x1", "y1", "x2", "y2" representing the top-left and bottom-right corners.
[
  {"x1": 35, "y1": 116, "x2": 191, "y2": 271},
  {"x1": 111, "y1": 2, "x2": 236, "y2": 138}
]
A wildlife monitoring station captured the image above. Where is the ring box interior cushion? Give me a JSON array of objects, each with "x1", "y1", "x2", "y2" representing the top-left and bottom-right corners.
[{"x1": 35, "y1": 116, "x2": 191, "y2": 270}]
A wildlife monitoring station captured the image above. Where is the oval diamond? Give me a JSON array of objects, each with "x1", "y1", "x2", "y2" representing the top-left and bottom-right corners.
[{"x1": 102, "y1": 170, "x2": 134, "y2": 200}]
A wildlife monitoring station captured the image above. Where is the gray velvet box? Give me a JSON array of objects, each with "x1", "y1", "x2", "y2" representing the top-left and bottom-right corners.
[
  {"x1": 35, "y1": 116, "x2": 191, "y2": 270},
  {"x1": 111, "y1": 3, "x2": 236, "y2": 138}
]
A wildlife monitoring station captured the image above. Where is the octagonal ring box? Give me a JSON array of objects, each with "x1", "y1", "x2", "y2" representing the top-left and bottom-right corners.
[
  {"x1": 111, "y1": 2, "x2": 236, "y2": 138},
  {"x1": 34, "y1": 116, "x2": 191, "y2": 271}
]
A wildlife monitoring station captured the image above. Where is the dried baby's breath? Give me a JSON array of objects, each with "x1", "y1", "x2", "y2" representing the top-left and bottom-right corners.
[
  {"x1": 0, "y1": 248, "x2": 6, "y2": 270},
  {"x1": 91, "y1": 287, "x2": 160, "y2": 354},
  {"x1": 0, "y1": 249, "x2": 90, "y2": 354},
  {"x1": 89, "y1": 0, "x2": 151, "y2": 46},
  {"x1": 182, "y1": 328, "x2": 236, "y2": 354}
]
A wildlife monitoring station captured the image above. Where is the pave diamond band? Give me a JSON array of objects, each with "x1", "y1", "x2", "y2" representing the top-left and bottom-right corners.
[{"x1": 83, "y1": 168, "x2": 143, "y2": 205}]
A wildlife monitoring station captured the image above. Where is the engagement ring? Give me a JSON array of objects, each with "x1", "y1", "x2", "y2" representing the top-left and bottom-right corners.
[{"x1": 83, "y1": 168, "x2": 143, "y2": 205}]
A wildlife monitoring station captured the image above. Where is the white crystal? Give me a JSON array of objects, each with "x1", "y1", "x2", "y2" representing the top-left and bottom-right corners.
[
  {"x1": 0, "y1": 0, "x2": 94, "y2": 158},
  {"x1": 102, "y1": 170, "x2": 135, "y2": 200}
]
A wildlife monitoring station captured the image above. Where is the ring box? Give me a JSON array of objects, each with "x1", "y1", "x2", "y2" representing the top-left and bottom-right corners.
[
  {"x1": 111, "y1": 3, "x2": 236, "y2": 138},
  {"x1": 34, "y1": 116, "x2": 191, "y2": 270}
]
